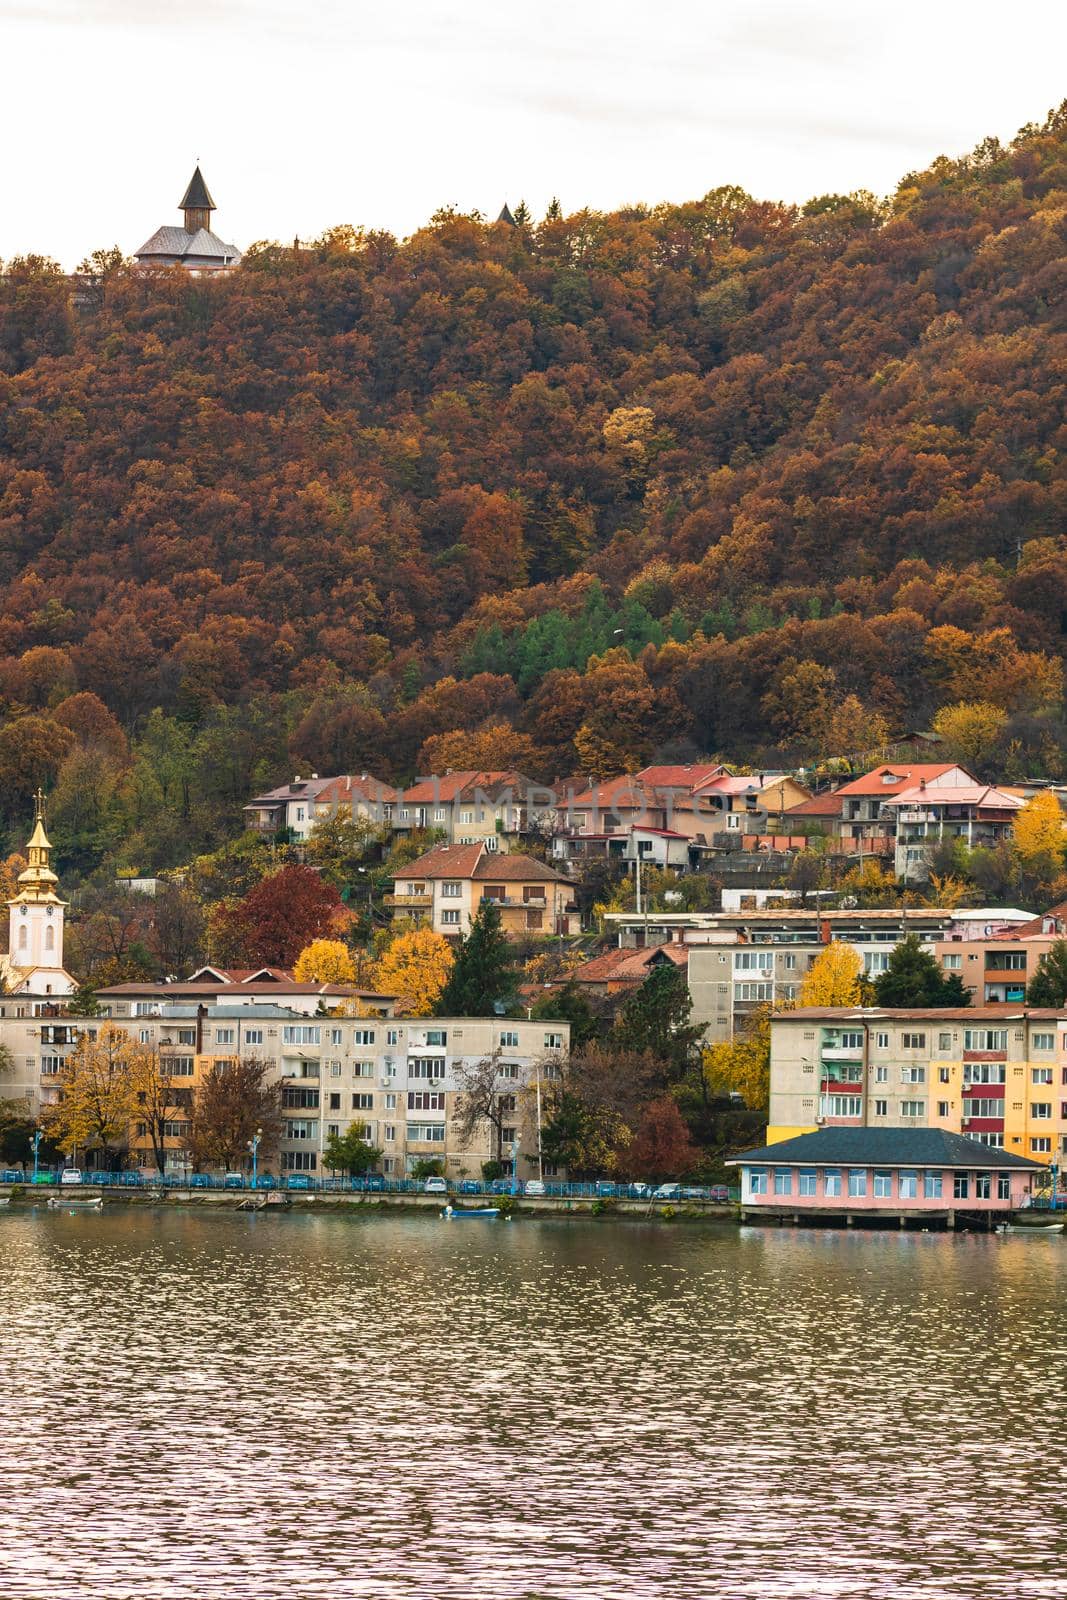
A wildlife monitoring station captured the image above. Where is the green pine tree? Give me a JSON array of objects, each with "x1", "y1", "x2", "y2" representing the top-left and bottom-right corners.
[
  {"x1": 874, "y1": 933, "x2": 972, "y2": 1008},
  {"x1": 435, "y1": 898, "x2": 517, "y2": 1017},
  {"x1": 1027, "y1": 941, "x2": 1067, "y2": 1006},
  {"x1": 614, "y1": 962, "x2": 702, "y2": 1077},
  {"x1": 530, "y1": 980, "x2": 600, "y2": 1047}
]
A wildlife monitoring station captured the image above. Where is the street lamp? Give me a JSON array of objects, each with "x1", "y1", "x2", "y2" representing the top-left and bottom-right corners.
[
  {"x1": 31, "y1": 1127, "x2": 42, "y2": 1183},
  {"x1": 510, "y1": 1138, "x2": 521, "y2": 1196},
  {"x1": 247, "y1": 1127, "x2": 263, "y2": 1190}
]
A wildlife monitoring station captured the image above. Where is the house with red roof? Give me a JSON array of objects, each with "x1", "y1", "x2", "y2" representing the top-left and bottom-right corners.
[
  {"x1": 388, "y1": 842, "x2": 579, "y2": 940},
  {"x1": 394, "y1": 771, "x2": 552, "y2": 853}
]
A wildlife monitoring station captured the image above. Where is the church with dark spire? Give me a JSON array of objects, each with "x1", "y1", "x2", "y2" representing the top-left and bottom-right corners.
[{"x1": 135, "y1": 165, "x2": 242, "y2": 273}]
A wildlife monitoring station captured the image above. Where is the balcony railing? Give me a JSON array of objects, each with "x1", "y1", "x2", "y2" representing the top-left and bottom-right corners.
[{"x1": 385, "y1": 893, "x2": 433, "y2": 908}]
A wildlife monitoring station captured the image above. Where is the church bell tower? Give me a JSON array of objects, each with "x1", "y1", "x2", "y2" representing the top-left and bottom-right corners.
[{"x1": 7, "y1": 790, "x2": 67, "y2": 978}]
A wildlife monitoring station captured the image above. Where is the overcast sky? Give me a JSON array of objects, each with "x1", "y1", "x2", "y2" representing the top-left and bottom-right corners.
[{"x1": 5, "y1": 0, "x2": 1066, "y2": 267}]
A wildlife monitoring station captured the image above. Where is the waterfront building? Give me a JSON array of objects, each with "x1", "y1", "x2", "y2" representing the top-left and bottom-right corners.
[
  {"x1": 728, "y1": 1127, "x2": 1042, "y2": 1225},
  {"x1": 1, "y1": 793, "x2": 77, "y2": 1002},
  {"x1": 767, "y1": 1006, "x2": 1067, "y2": 1167}
]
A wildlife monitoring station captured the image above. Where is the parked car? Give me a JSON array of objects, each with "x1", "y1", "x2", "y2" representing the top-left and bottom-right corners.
[
  {"x1": 653, "y1": 1183, "x2": 680, "y2": 1200},
  {"x1": 352, "y1": 1172, "x2": 386, "y2": 1192},
  {"x1": 423, "y1": 1176, "x2": 448, "y2": 1194},
  {"x1": 524, "y1": 1180, "x2": 546, "y2": 1197},
  {"x1": 594, "y1": 1181, "x2": 617, "y2": 1197},
  {"x1": 32, "y1": 1171, "x2": 55, "y2": 1184},
  {"x1": 189, "y1": 1173, "x2": 212, "y2": 1188},
  {"x1": 625, "y1": 1182, "x2": 649, "y2": 1198},
  {"x1": 681, "y1": 1186, "x2": 710, "y2": 1200},
  {"x1": 285, "y1": 1174, "x2": 312, "y2": 1191},
  {"x1": 223, "y1": 1173, "x2": 245, "y2": 1189},
  {"x1": 1, "y1": 1169, "x2": 24, "y2": 1183},
  {"x1": 60, "y1": 1168, "x2": 83, "y2": 1186},
  {"x1": 709, "y1": 1185, "x2": 730, "y2": 1203},
  {"x1": 489, "y1": 1177, "x2": 516, "y2": 1194},
  {"x1": 457, "y1": 1179, "x2": 482, "y2": 1195}
]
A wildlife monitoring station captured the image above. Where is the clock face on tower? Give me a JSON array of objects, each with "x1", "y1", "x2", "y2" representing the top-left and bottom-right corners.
[{"x1": 47, "y1": 907, "x2": 53, "y2": 917}]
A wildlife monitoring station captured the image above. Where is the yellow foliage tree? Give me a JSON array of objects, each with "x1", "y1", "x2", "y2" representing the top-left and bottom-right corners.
[
  {"x1": 293, "y1": 938, "x2": 357, "y2": 985},
  {"x1": 44, "y1": 1023, "x2": 139, "y2": 1163},
  {"x1": 931, "y1": 701, "x2": 1008, "y2": 772},
  {"x1": 823, "y1": 697, "x2": 890, "y2": 763},
  {"x1": 374, "y1": 927, "x2": 454, "y2": 1016},
  {"x1": 703, "y1": 1009, "x2": 771, "y2": 1116},
  {"x1": 798, "y1": 941, "x2": 865, "y2": 1006},
  {"x1": 1013, "y1": 791, "x2": 1065, "y2": 867}
]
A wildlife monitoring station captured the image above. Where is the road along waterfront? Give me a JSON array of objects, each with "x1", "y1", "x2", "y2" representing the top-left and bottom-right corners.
[{"x1": 1, "y1": 1209, "x2": 1065, "y2": 1599}]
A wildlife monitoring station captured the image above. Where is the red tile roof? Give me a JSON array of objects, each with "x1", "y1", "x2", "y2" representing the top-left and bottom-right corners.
[
  {"x1": 835, "y1": 763, "x2": 967, "y2": 797},
  {"x1": 786, "y1": 793, "x2": 843, "y2": 818},
  {"x1": 315, "y1": 773, "x2": 399, "y2": 806},
  {"x1": 396, "y1": 842, "x2": 567, "y2": 883},
  {"x1": 401, "y1": 770, "x2": 531, "y2": 804},
  {"x1": 572, "y1": 944, "x2": 689, "y2": 986}
]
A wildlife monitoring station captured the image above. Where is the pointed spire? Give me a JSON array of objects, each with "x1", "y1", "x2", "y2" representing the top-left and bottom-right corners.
[
  {"x1": 180, "y1": 166, "x2": 216, "y2": 214},
  {"x1": 496, "y1": 203, "x2": 517, "y2": 227}
]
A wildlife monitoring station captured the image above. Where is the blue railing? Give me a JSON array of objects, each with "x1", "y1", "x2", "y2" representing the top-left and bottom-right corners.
[{"x1": 1, "y1": 1168, "x2": 740, "y2": 1202}]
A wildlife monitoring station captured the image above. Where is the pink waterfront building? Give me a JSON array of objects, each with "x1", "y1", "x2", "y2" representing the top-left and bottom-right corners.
[{"x1": 728, "y1": 1127, "x2": 1042, "y2": 1229}]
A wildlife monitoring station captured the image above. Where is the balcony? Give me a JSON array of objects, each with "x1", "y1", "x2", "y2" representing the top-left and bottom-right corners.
[
  {"x1": 822, "y1": 1045, "x2": 864, "y2": 1061},
  {"x1": 385, "y1": 893, "x2": 433, "y2": 909}
]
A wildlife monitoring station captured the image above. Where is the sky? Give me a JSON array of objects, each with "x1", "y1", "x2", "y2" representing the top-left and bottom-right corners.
[{"x1": 4, "y1": 0, "x2": 1066, "y2": 268}]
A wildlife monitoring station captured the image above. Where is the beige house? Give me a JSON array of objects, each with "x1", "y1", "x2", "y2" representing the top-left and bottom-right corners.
[
  {"x1": 387, "y1": 842, "x2": 579, "y2": 939},
  {"x1": 394, "y1": 770, "x2": 553, "y2": 851}
]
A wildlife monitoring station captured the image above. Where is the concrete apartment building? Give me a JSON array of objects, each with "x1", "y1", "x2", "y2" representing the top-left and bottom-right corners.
[
  {"x1": 767, "y1": 1006, "x2": 1067, "y2": 1168},
  {"x1": 684, "y1": 909, "x2": 955, "y2": 1040},
  {"x1": 6, "y1": 1007, "x2": 568, "y2": 1183}
]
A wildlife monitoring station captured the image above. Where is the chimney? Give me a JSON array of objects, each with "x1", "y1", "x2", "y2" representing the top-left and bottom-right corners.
[{"x1": 819, "y1": 918, "x2": 831, "y2": 945}]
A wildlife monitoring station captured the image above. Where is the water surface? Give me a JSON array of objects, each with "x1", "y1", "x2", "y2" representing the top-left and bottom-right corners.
[{"x1": 1, "y1": 1207, "x2": 1064, "y2": 1598}]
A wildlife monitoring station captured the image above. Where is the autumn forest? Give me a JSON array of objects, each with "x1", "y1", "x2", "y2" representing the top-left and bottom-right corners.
[{"x1": 0, "y1": 106, "x2": 1065, "y2": 886}]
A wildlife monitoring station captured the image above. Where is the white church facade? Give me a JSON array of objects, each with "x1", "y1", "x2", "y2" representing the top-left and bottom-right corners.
[{"x1": 2, "y1": 794, "x2": 77, "y2": 1000}]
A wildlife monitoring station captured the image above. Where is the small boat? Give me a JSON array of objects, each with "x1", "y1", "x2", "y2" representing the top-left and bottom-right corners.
[
  {"x1": 1005, "y1": 1219, "x2": 1064, "y2": 1232},
  {"x1": 442, "y1": 1204, "x2": 499, "y2": 1220},
  {"x1": 47, "y1": 1195, "x2": 103, "y2": 1210}
]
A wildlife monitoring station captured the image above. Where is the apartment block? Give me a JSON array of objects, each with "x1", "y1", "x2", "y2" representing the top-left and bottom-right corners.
[{"x1": 768, "y1": 1007, "x2": 1067, "y2": 1168}]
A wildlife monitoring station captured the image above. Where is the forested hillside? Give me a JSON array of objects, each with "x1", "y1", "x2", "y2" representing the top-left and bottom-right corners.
[{"x1": 0, "y1": 107, "x2": 1065, "y2": 875}]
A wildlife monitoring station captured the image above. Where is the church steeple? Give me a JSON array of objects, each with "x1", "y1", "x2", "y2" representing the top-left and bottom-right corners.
[
  {"x1": 15, "y1": 790, "x2": 62, "y2": 906},
  {"x1": 180, "y1": 166, "x2": 216, "y2": 234},
  {"x1": 6, "y1": 792, "x2": 69, "y2": 987}
]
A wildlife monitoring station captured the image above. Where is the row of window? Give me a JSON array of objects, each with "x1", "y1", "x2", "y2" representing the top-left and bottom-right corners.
[
  {"x1": 750, "y1": 1168, "x2": 1013, "y2": 1201},
  {"x1": 823, "y1": 1029, "x2": 1059, "y2": 1054}
]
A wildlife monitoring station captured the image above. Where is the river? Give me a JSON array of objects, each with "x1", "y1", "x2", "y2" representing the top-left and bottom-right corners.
[{"x1": 0, "y1": 1207, "x2": 1064, "y2": 1599}]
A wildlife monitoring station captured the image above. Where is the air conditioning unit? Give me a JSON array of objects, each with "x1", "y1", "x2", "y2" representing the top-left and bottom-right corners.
[{"x1": 814, "y1": 1114, "x2": 826, "y2": 1125}]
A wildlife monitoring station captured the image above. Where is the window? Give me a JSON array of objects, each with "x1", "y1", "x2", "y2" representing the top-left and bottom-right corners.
[
  {"x1": 500, "y1": 1030, "x2": 520, "y2": 1049},
  {"x1": 963, "y1": 1062, "x2": 1006, "y2": 1085},
  {"x1": 282, "y1": 1087, "x2": 319, "y2": 1109},
  {"x1": 748, "y1": 1169, "x2": 768, "y2": 1195},
  {"x1": 820, "y1": 1095, "x2": 862, "y2": 1117},
  {"x1": 1031, "y1": 1102, "x2": 1052, "y2": 1120},
  {"x1": 386, "y1": 1029, "x2": 400, "y2": 1046},
  {"x1": 352, "y1": 1061, "x2": 374, "y2": 1078},
  {"x1": 329, "y1": 1028, "x2": 343, "y2": 1046},
  {"x1": 459, "y1": 811, "x2": 473, "y2": 825},
  {"x1": 216, "y1": 1027, "x2": 235, "y2": 1046},
  {"x1": 40, "y1": 1055, "x2": 62, "y2": 1075},
  {"x1": 726, "y1": 813, "x2": 741, "y2": 830},
  {"x1": 352, "y1": 1093, "x2": 374, "y2": 1111},
  {"x1": 384, "y1": 1093, "x2": 397, "y2": 1111},
  {"x1": 384, "y1": 1124, "x2": 396, "y2": 1142},
  {"x1": 848, "y1": 1169, "x2": 867, "y2": 1197},
  {"x1": 773, "y1": 1170, "x2": 791, "y2": 1195},
  {"x1": 986, "y1": 952, "x2": 1026, "y2": 970},
  {"x1": 938, "y1": 1033, "x2": 952, "y2": 1051},
  {"x1": 285, "y1": 1119, "x2": 318, "y2": 1141},
  {"x1": 736, "y1": 982, "x2": 774, "y2": 1001},
  {"x1": 441, "y1": 909, "x2": 461, "y2": 925},
  {"x1": 901, "y1": 1033, "x2": 926, "y2": 1050},
  {"x1": 1032, "y1": 1068, "x2": 1053, "y2": 1085},
  {"x1": 424, "y1": 1030, "x2": 447, "y2": 1046},
  {"x1": 873, "y1": 1171, "x2": 892, "y2": 1199},
  {"x1": 166, "y1": 1057, "x2": 195, "y2": 1076},
  {"x1": 901, "y1": 1100, "x2": 925, "y2": 1118},
  {"x1": 734, "y1": 951, "x2": 773, "y2": 972},
  {"x1": 942, "y1": 954, "x2": 962, "y2": 970},
  {"x1": 441, "y1": 881, "x2": 462, "y2": 898},
  {"x1": 875, "y1": 1066, "x2": 888, "y2": 1084},
  {"x1": 407, "y1": 1091, "x2": 445, "y2": 1112},
  {"x1": 997, "y1": 1175, "x2": 1011, "y2": 1200},
  {"x1": 937, "y1": 1101, "x2": 950, "y2": 1117},
  {"x1": 1031, "y1": 1137, "x2": 1052, "y2": 1153},
  {"x1": 1032, "y1": 1033, "x2": 1055, "y2": 1051},
  {"x1": 178, "y1": 1029, "x2": 196, "y2": 1046},
  {"x1": 282, "y1": 1151, "x2": 317, "y2": 1171},
  {"x1": 865, "y1": 953, "x2": 890, "y2": 974},
  {"x1": 245, "y1": 1028, "x2": 263, "y2": 1046},
  {"x1": 823, "y1": 1169, "x2": 842, "y2": 1197},
  {"x1": 938, "y1": 1067, "x2": 950, "y2": 1083},
  {"x1": 899, "y1": 1171, "x2": 918, "y2": 1199},
  {"x1": 875, "y1": 1032, "x2": 889, "y2": 1050},
  {"x1": 408, "y1": 1123, "x2": 446, "y2": 1143},
  {"x1": 409, "y1": 1058, "x2": 445, "y2": 1080},
  {"x1": 901, "y1": 1066, "x2": 925, "y2": 1083},
  {"x1": 974, "y1": 1133, "x2": 1004, "y2": 1148},
  {"x1": 328, "y1": 1093, "x2": 341, "y2": 1111},
  {"x1": 873, "y1": 1099, "x2": 888, "y2": 1117},
  {"x1": 434, "y1": 809, "x2": 448, "y2": 822},
  {"x1": 964, "y1": 1029, "x2": 1007, "y2": 1053},
  {"x1": 353, "y1": 1030, "x2": 375, "y2": 1046},
  {"x1": 283, "y1": 1025, "x2": 320, "y2": 1046},
  {"x1": 838, "y1": 1031, "x2": 864, "y2": 1050},
  {"x1": 953, "y1": 1173, "x2": 969, "y2": 1200},
  {"x1": 975, "y1": 1173, "x2": 991, "y2": 1199},
  {"x1": 543, "y1": 1033, "x2": 564, "y2": 1050},
  {"x1": 798, "y1": 1170, "x2": 817, "y2": 1196},
  {"x1": 924, "y1": 1171, "x2": 942, "y2": 1199},
  {"x1": 784, "y1": 955, "x2": 797, "y2": 971}
]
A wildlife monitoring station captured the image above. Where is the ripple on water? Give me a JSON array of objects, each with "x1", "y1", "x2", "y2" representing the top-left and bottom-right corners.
[{"x1": 0, "y1": 1211, "x2": 1065, "y2": 1599}]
